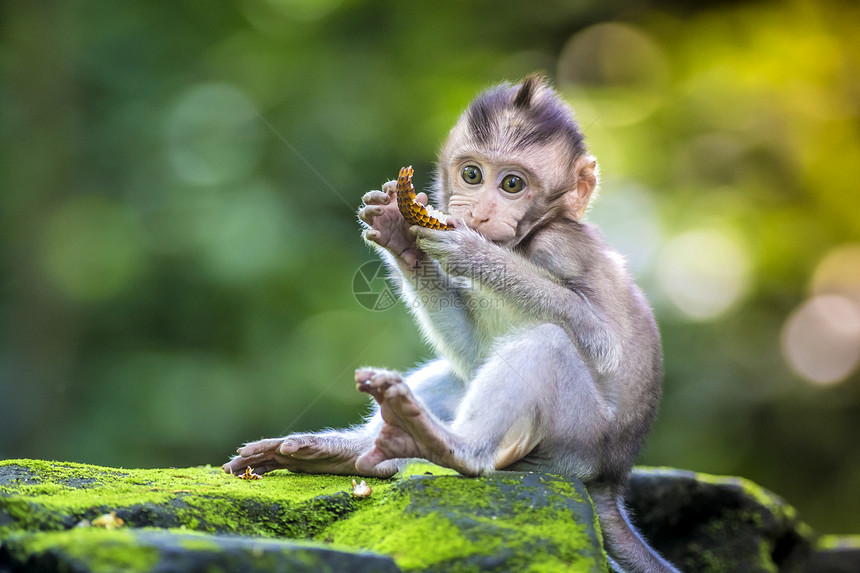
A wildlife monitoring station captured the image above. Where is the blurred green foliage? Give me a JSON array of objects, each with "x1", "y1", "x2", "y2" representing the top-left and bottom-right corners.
[{"x1": 1, "y1": 0, "x2": 859, "y2": 534}]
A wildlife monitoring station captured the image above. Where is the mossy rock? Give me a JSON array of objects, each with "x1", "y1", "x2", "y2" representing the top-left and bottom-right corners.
[
  {"x1": 0, "y1": 459, "x2": 607, "y2": 573},
  {"x1": 627, "y1": 468, "x2": 815, "y2": 573},
  {"x1": 802, "y1": 535, "x2": 860, "y2": 573},
  {"x1": 0, "y1": 460, "x2": 829, "y2": 572}
]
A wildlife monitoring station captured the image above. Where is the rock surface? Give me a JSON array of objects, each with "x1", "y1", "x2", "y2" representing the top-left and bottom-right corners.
[
  {"x1": 0, "y1": 459, "x2": 605, "y2": 572},
  {"x1": 0, "y1": 459, "x2": 849, "y2": 572},
  {"x1": 627, "y1": 468, "x2": 813, "y2": 572}
]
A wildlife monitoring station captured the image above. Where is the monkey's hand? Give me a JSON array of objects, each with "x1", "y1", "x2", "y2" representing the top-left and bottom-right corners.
[
  {"x1": 359, "y1": 181, "x2": 428, "y2": 268},
  {"x1": 412, "y1": 224, "x2": 488, "y2": 277}
]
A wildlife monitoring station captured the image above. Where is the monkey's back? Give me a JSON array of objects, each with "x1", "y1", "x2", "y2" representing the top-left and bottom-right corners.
[{"x1": 518, "y1": 219, "x2": 663, "y2": 482}]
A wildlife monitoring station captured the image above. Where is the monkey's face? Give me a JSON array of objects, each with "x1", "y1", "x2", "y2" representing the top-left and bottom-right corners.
[
  {"x1": 441, "y1": 137, "x2": 581, "y2": 246},
  {"x1": 435, "y1": 80, "x2": 598, "y2": 245},
  {"x1": 445, "y1": 156, "x2": 535, "y2": 243}
]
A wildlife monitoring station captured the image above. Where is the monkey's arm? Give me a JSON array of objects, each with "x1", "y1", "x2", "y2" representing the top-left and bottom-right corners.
[
  {"x1": 357, "y1": 241, "x2": 489, "y2": 381},
  {"x1": 359, "y1": 184, "x2": 485, "y2": 374},
  {"x1": 414, "y1": 225, "x2": 623, "y2": 375}
]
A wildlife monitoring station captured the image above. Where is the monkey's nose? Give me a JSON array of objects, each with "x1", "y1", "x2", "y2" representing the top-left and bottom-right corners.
[{"x1": 467, "y1": 211, "x2": 490, "y2": 225}]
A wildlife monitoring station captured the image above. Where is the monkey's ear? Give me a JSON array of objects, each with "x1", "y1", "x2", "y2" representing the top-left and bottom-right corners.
[{"x1": 565, "y1": 154, "x2": 598, "y2": 220}]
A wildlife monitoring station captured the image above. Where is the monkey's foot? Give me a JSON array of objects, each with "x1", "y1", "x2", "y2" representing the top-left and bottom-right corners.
[
  {"x1": 222, "y1": 433, "x2": 397, "y2": 478},
  {"x1": 355, "y1": 368, "x2": 459, "y2": 474}
]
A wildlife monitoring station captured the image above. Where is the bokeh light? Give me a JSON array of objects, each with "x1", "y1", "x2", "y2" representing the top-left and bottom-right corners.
[
  {"x1": 656, "y1": 229, "x2": 751, "y2": 321},
  {"x1": 557, "y1": 23, "x2": 669, "y2": 127},
  {"x1": 781, "y1": 243, "x2": 860, "y2": 386},
  {"x1": 811, "y1": 244, "x2": 860, "y2": 300},
  {"x1": 781, "y1": 295, "x2": 860, "y2": 385}
]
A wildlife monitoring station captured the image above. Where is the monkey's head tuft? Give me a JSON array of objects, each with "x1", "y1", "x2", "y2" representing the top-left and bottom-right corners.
[{"x1": 512, "y1": 72, "x2": 543, "y2": 109}]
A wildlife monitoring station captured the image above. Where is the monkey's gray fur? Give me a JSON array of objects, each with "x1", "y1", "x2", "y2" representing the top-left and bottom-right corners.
[{"x1": 226, "y1": 74, "x2": 680, "y2": 573}]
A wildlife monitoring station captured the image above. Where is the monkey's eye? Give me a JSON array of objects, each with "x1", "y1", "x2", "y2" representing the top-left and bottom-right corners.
[
  {"x1": 500, "y1": 174, "x2": 525, "y2": 194},
  {"x1": 461, "y1": 165, "x2": 483, "y2": 185}
]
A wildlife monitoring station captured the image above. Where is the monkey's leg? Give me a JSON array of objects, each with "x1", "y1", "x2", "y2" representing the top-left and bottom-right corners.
[
  {"x1": 355, "y1": 368, "x2": 461, "y2": 474},
  {"x1": 223, "y1": 360, "x2": 464, "y2": 477},
  {"x1": 356, "y1": 324, "x2": 612, "y2": 477},
  {"x1": 360, "y1": 185, "x2": 484, "y2": 378}
]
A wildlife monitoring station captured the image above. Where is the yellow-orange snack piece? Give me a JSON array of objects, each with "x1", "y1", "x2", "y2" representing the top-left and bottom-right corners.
[
  {"x1": 395, "y1": 166, "x2": 453, "y2": 230},
  {"x1": 238, "y1": 466, "x2": 262, "y2": 480}
]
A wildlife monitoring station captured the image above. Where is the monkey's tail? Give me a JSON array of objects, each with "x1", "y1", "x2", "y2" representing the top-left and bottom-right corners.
[{"x1": 589, "y1": 482, "x2": 681, "y2": 573}]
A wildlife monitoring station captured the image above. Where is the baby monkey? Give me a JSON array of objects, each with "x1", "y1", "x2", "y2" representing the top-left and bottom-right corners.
[{"x1": 224, "y1": 74, "x2": 679, "y2": 573}]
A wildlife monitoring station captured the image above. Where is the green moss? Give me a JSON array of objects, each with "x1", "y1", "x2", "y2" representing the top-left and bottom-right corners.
[
  {"x1": 371, "y1": 514, "x2": 487, "y2": 570},
  {"x1": 400, "y1": 461, "x2": 459, "y2": 477},
  {"x1": 1, "y1": 459, "x2": 365, "y2": 504},
  {"x1": 0, "y1": 458, "x2": 397, "y2": 541},
  {"x1": 2, "y1": 460, "x2": 606, "y2": 572},
  {"x1": 320, "y1": 473, "x2": 603, "y2": 572},
  {"x1": 177, "y1": 535, "x2": 222, "y2": 552},
  {"x1": 320, "y1": 481, "x2": 497, "y2": 569},
  {"x1": 817, "y1": 534, "x2": 860, "y2": 549},
  {"x1": 0, "y1": 459, "x2": 392, "y2": 538},
  {"x1": 681, "y1": 469, "x2": 783, "y2": 514},
  {"x1": 690, "y1": 547, "x2": 729, "y2": 573},
  {"x1": 409, "y1": 475, "x2": 494, "y2": 510},
  {"x1": 8, "y1": 529, "x2": 159, "y2": 573},
  {"x1": 758, "y1": 539, "x2": 778, "y2": 573}
]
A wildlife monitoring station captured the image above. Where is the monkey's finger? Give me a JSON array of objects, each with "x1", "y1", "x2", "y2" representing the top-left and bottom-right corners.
[
  {"x1": 222, "y1": 457, "x2": 256, "y2": 474},
  {"x1": 363, "y1": 229, "x2": 383, "y2": 245},
  {"x1": 279, "y1": 435, "x2": 316, "y2": 456},
  {"x1": 241, "y1": 461, "x2": 280, "y2": 475},
  {"x1": 414, "y1": 192, "x2": 430, "y2": 206},
  {"x1": 381, "y1": 180, "x2": 398, "y2": 196},
  {"x1": 229, "y1": 452, "x2": 272, "y2": 469},
  {"x1": 358, "y1": 205, "x2": 384, "y2": 224},
  {"x1": 288, "y1": 446, "x2": 338, "y2": 461},
  {"x1": 362, "y1": 190, "x2": 391, "y2": 205},
  {"x1": 237, "y1": 438, "x2": 286, "y2": 458}
]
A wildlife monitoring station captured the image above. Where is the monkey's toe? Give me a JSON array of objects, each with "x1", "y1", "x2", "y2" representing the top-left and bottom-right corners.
[
  {"x1": 355, "y1": 447, "x2": 388, "y2": 474},
  {"x1": 370, "y1": 371, "x2": 403, "y2": 387},
  {"x1": 356, "y1": 368, "x2": 404, "y2": 402},
  {"x1": 354, "y1": 367, "x2": 378, "y2": 384},
  {"x1": 382, "y1": 382, "x2": 423, "y2": 418}
]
